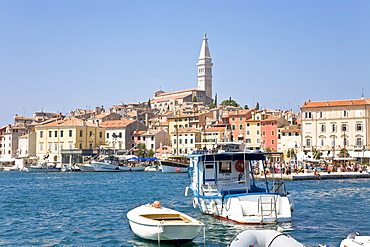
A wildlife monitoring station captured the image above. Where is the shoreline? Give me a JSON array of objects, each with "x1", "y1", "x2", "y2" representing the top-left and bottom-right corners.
[{"x1": 258, "y1": 171, "x2": 370, "y2": 180}]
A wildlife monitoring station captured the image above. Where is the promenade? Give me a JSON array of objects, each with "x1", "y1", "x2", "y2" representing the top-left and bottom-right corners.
[{"x1": 259, "y1": 171, "x2": 370, "y2": 180}]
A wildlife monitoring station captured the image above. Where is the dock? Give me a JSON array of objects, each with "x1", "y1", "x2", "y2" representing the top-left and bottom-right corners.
[{"x1": 258, "y1": 171, "x2": 370, "y2": 181}]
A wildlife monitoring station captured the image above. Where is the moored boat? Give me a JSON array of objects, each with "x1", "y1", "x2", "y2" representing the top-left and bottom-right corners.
[
  {"x1": 78, "y1": 163, "x2": 95, "y2": 172},
  {"x1": 228, "y1": 230, "x2": 304, "y2": 247},
  {"x1": 127, "y1": 201, "x2": 204, "y2": 244},
  {"x1": 340, "y1": 232, "x2": 370, "y2": 247},
  {"x1": 159, "y1": 155, "x2": 190, "y2": 173},
  {"x1": 27, "y1": 162, "x2": 61, "y2": 172},
  {"x1": 188, "y1": 151, "x2": 293, "y2": 224}
]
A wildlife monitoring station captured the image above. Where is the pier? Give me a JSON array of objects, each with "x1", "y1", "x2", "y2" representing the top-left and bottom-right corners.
[{"x1": 259, "y1": 171, "x2": 370, "y2": 180}]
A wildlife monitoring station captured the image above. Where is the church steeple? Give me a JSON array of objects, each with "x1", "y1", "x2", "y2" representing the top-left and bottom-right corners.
[{"x1": 197, "y1": 32, "x2": 213, "y2": 100}]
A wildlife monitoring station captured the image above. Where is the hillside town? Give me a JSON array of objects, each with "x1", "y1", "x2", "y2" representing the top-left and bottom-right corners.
[{"x1": 1, "y1": 34, "x2": 369, "y2": 170}]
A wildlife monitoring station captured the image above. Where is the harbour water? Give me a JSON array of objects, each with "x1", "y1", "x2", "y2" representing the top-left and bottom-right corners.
[{"x1": 1, "y1": 171, "x2": 369, "y2": 246}]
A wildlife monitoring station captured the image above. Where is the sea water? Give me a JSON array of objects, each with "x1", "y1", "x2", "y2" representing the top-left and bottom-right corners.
[{"x1": 0, "y1": 171, "x2": 369, "y2": 246}]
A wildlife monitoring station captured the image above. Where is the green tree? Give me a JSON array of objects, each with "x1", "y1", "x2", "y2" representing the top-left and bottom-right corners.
[
  {"x1": 264, "y1": 147, "x2": 273, "y2": 161},
  {"x1": 221, "y1": 97, "x2": 240, "y2": 107},
  {"x1": 137, "y1": 143, "x2": 147, "y2": 157},
  {"x1": 147, "y1": 99, "x2": 151, "y2": 108},
  {"x1": 312, "y1": 147, "x2": 323, "y2": 160},
  {"x1": 147, "y1": 149, "x2": 155, "y2": 158},
  {"x1": 255, "y1": 102, "x2": 260, "y2": 110},
  {"x1": 338, "y1": 148, "x2": 349, "y2": 158},
  {"x1": 192, "y1": 96, "x2": 197, "y2": 102},
  {"x1": 244, "y1": 105, "x2": 249, "y2": 110}
]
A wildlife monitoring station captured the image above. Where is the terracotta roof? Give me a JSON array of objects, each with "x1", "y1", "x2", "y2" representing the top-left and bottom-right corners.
[
  {"x1": 37, "y1": 118, "x2": 96, "y2": 128},
  {"x1": 205, "y1": 127, "x2": 226, "y2": 132},
  {"x1": 155, "y1": 88, "x2": 200, "y2": 97},
  {"x1": 99, "y1": 119, "x2": 135, "y2": 128},
  {"x1": 172, "y1": 127, "x2": 200, "y2": 134},
  {"x1": 151, "y1": 92, "x2": 193, "y2": 103},
  {"x1": 301, "y1": 98, "x2": 370, "y2": 108}
]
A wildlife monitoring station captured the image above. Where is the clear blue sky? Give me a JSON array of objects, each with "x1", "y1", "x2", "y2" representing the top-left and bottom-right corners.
[{"x1": 1, "y1": 1, "x2": 370, "y2": 127}]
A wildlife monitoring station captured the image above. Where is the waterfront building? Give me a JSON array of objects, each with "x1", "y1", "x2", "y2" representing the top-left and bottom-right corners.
[
  {"x1": 151, "y1": 33, "x2": 213, "y2": 113},
  {"x1": 171, "y1": 127, "x2": 201, "y2": 155},
  {"x1": 99, "y1": 119, "x2": 146, "y2": 151},
  {"x1": 0, "y1": 125, "x2": 27, "y2": 163},
  {"x1": 131, "y1": 129, "x2": 170, "y2": 155},
  {"x1": 199, "y1": 126, "x2": 228, "y2": 150},
  {"x1": 300, "y1": 98, "x2": 370, "y2": 163},
  {"x1": 245, "y1": 111, "x2": 263, "y2": 150},
  {"x1": 278, "y1": 125, "x2": 301, "y2": 162},
  {"x1": 260, "y1": 114, "x2": 290, "y2": 152},
  {"x1": 35, "y1": 117, "x2": 105, "y2": 163},
  {"x1": 225, "y1": 109, "x2": 254, "y2": 142}
]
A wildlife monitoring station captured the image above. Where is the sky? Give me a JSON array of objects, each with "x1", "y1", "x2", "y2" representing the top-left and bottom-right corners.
[{"x1": 1, "y1": 1, "x2": 370, "y2": 127}]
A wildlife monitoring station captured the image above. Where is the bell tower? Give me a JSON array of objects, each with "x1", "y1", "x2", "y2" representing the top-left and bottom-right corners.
[{"x1": 197, "y1": 32, "x2": 213, "y2": 100}]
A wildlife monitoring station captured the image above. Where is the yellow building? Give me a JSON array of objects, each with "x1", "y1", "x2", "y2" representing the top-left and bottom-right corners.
[{"x1": 35, "y1": 117, "x2": 105, "y2": 164}]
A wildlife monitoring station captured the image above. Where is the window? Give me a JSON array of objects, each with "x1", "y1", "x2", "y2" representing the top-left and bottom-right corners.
[
  {"x1": 257, "y1": 130, "x2": 260, "y2": 135},
  {"x1": 342, "y1": 123, "x2": 348, "y2": 132},
  {"x1": 89, "y1": 131, "x2": 93, "y2": 137},
  {"x1": 246, "y1": 123, "x2": 250, "y2": 127},
  {"x1": 356, "y1": 123, "x2": 363, "y2": 131},
  {"x1": 54, "y1": 131, "x2": 58, "y2": 137},
  {"x1": 306, "y1": 138, "x2": 311, "y2": 147},
  {"x1": 356, "y1": 138, "x2": 363, "y2": 146},
  {"x1": 107, "y1": 133, "x2": 110, "y2": 138},
  {"x1": 190, "y1": 139, "x2": 193, "y2": 144},
  {"x1": 219, "y1": 162, "x2": 231, "y2": 174},
  {"x1": 319, "y1": 111, "x2": 323, "y2": 118},
  {"x1": 305, "y1": 112, "x2": 312, "y2": 119},
  {"x1": 320, "y1": 138, "x2": 325, "y2": 146},
  {"x1": 320, "y1": 124, "x2": 326, "y2": 133},
  {"x1": 48, "y1": 143, "x2": 52, "y2": 151},
  {"x1": 69, "y1": 130, "x2": 73, "y2": 137},
  {"x1": 232, "y1": 117, "x2": 235, "y2": 121},
  {"x1": 79, "y1": 143, "x2": 83, "y2": 149},
  {"x1": 271, "y1": 140, "x2": 275, "y2": 145},
  {"x1": 271, "y1": 130, "x2": 275, "y2": 136},
  {"x1": 257, "y1": 123, "x2": 260, "y2": 127},
  {"x1": 49, "y1": 131, "x2": 52, "y2": 138},
  {"x1": 40, "y1": 131, "x2": 43, "y2": 138},
  {"x1": 151, "y1": 144, "x2": 154, "y2": 149},
  {"x1": 232, "y1": 125, "x2": 236, "y2": 130},
  {"x1": 173, "y1": 139, "x2": 176, "y2": 144},
  {"x1": 256, "y1": 116, "x2": 260, "y2": 120},
  {"x1": 331, "y1": 124, "x2": 337, "y2": 132},
  {"x1": 185, "y1": 139, "x2": 188, "y2": 144},
  {"x1": 60, "y1": 131, "x2": 64, "y2": 137},
  {"x1": 151, "y1": 136, "x2": 154, "y2": 140},
  {"x1": 54, "y1": 143, "x2": 58, "y2": 150},
  {"x1": 138, "y1": 136, "x2": 141, "y2": 140},
  {"x1": 271, "y1": 122, "x2": 275, "y2": 126},
  {"x1": 39, "y1": 142, "x2": 43, "y2": 151},
  {"x1": 247, "y1": 131, "x2": 250, "y2": 135},
  {"x1": 99, "y1": 132, "x2": 103, "y2": 138},
  {"x1": 89, "y1": 143, "x2": 93, "y2": 149},
  {"x1": 179, "y1": 139, "x2": 182, "y2": 144},
  {"x1": 69, "y1": 142, "x2": 73, "y2": 149},
  {"x1": 240, "y1": 117, "x2": 243, "y2": 120},
  {"x1": 246, "y1": 139, "x2": 251, "y2": 143},
  {"x1": 239, "y1": 124, "x2": 243, "y2": 130},
  {"x1": 60, "y1": 143, "x2": 64, "y2": 150},
  {"x1": 262, "y1": 131, "x2": 266, "y2": 136},
  {"x1": 79, "y1": 130, "x2": 83, "y2": 137},
  {"x1": 343, "y1": 110, "x2": 348, "y2": 117}
]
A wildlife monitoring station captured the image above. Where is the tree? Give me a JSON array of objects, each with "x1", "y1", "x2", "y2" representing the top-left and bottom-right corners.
[
  {"x1": 244, "y1": 105, "x2": 249, "y2": 110},
  {"x1": 147, "y1": 149, "x2": 155, "y2": 158},
  {"x1": 311, "y1": 148, "x2": 323, "y2": 160},
  {"x1": 286, "y1": 148, "x2": 296, "y2": 159},
  {"x1": 147, "y1": 99, "x2": 151, "y2": 108},
  {"x1": 137, "y1": 143, "x2": 147, "y2": 157},
  {"x1": 192, "y1": 96, "x2": 197, "y2": 102},
  {"x1": 338, "y1": 148, "x2": 349, "y2": 158},
  {"x1": 210, "y1": 93, "x2": 218, "y2": 109},
  {"x1": 221, "y1": 97, "x2": 240, "y2": 107},
  {"x1": 255, "y1": 102, "x2": 260, "y2": 110}
]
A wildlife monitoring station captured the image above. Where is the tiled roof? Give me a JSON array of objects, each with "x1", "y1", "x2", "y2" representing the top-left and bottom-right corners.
[
  {"x1": 155, "y1": 88, "x2": 199, "y2": 97},
  {"x1": 301, "y1": 98, "x2": 370, "y2": 108},
  {"x1": 172, "y1": 127, "x2": 200, "y2": 134},
  {"x1": 151, "y1": 92, "x2": 193, "y2": 103},
  {"x1": 99, "y1": 119, "x2": 135, "y2": 128},
  {"x1": 37, "y1": 118, "x2": 96, "y2": 128},
  {"x1": 205, "y1": 127, "x2": 226, "y2": 132}
]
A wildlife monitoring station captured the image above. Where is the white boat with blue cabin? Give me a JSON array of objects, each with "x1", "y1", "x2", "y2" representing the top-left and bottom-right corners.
[{"x1": 188, "y1": 150, "x2": 293, "y2": 224}]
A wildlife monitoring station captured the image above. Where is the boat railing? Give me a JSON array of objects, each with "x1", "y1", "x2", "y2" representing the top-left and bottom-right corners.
[{"x1": 200, "y1": 184, "x2": 220, "y2": 196}]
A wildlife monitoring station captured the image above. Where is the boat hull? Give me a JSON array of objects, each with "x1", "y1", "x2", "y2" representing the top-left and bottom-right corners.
[
  {"x1": 27, "y1": 167, "x2": 61, "y2": 172},
  {"x1": 160, "y1": 160, "x2": 188, "y2": 173},
  {"x1": 127, "y1": 204, "x2": 204, "y2": 242},
  {"x1": 92, "y1": 162, "x2": 144, "y2": 172},
  {"x1": 194, "y1": 193, "x2": 292, "y2": 224},
  {"x1": 78, "y1": 164, "x2": 95, "y2": 172}
]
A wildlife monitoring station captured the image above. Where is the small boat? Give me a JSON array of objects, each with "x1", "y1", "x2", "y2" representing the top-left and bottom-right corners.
[
  {"x1": 228, "y1": 230, "x2": 304, "y2": 247},
  {"x1": 188, "y1": 150, "x2": 293, "y2": 224},
  {"x1": 340, "y1": 232, "x2": 370, "y2": 247},
  {"x1": 92, "y1": 155, "x2": 145, "y2": 172},
  {"x1": 127, "y1": 201, "x2": 204, "y2": 244},
  {"x1": 159, "y1": 155, "x2": 190, "y2": 173},
  {"x1": 27, "y1": 162, "x2": 61, "y2": 172}
]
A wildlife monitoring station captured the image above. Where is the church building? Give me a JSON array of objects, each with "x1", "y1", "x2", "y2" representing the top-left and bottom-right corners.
[{"x1": 151, "y1": 33, "x2": 214, "y2": 113}]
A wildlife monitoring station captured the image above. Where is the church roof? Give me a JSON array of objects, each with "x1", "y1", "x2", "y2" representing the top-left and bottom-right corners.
[{"x1": 199, "y1": 32, "x2": 211, "y2": 59}]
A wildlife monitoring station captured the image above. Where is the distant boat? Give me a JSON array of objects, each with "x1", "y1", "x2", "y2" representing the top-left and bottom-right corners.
[
  {"x1": 92, "y1": 156, "x2": 145, "y2": 172},
  {"x1": 127, "y1": 201, "x2": 204, "y2": 244},
  {"x1": 159, "y1": 155, "x2": 190, "y2": 173},
  {"x1": 27, "y1": 162, "x2": 61, "y2": 172}
]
